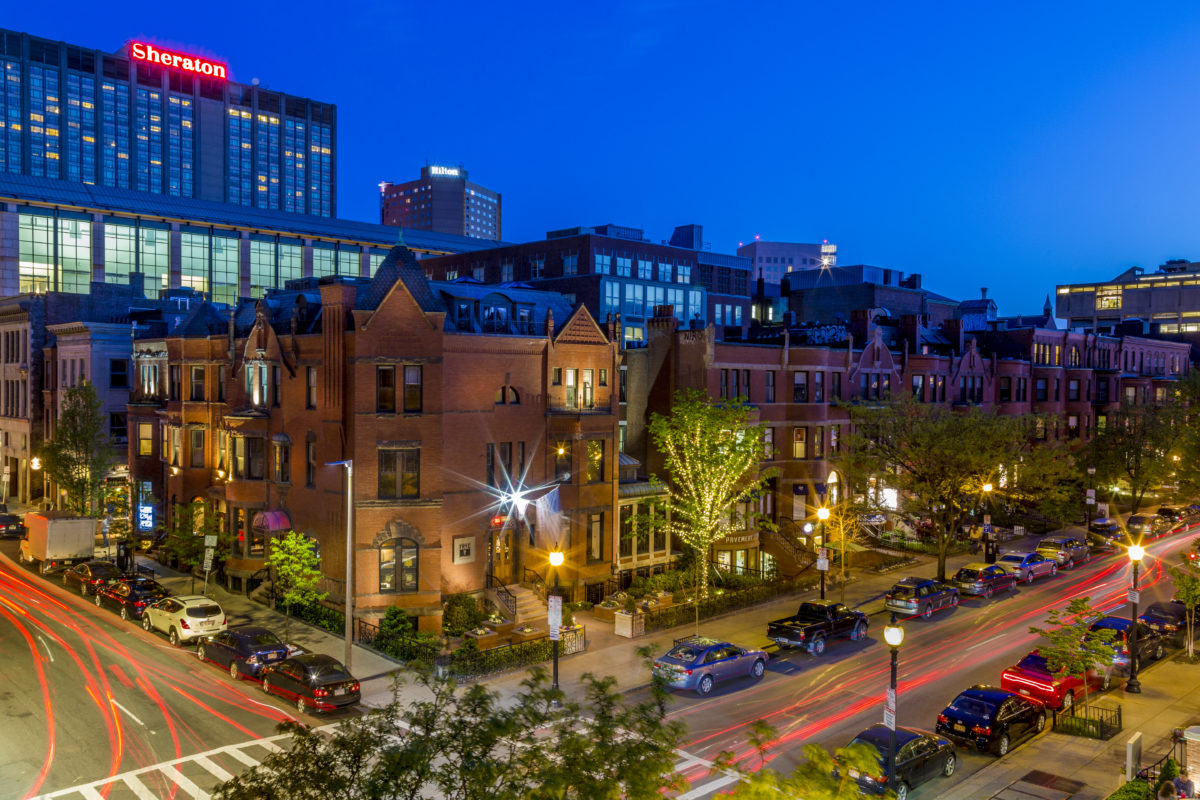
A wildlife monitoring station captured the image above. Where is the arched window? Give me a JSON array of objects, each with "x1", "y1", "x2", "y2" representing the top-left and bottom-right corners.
[
  {"x1": 507, "y1": 386, "x2": 520, "y2": 404},
  {"x1": 379, "y1": 537, "x2": 418, "y2": 593}
]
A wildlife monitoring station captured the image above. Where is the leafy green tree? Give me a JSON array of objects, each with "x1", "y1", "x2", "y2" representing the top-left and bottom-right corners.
[
  {"x1": 42, "y1": 381, "x2": 117, "y2": 515},
  {"x1": 1089, "y1": 399, "x2": 1184, "y2": 514},
  {"x1": 718, "y1": 729, "x2": 891, "y2": 799},
  {"x1": 1028, "y1": 596, "x2": 1116, "y2": 711},
  {"x1": 162, "y1": 502, "x2": 233, "y2": 593},
  {"x1": 837, "y1": 396, "x2": 1072, "y2": 581},
  {"x1": 213, "y1": 656, "x2": 686, "y2": 800},
  {"x1": 645, "y1": 389, "x2": 772, "y2": 599},
  {"x1": 1170, "y1": 558, "x2": 1200, "y2": 659},
  {"x1": 266, "y1": 529, "x2": 327, "y2": 640}
]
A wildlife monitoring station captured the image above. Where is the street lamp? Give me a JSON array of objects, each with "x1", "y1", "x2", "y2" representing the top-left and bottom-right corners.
[
  {"x1": 1126, "y1": 544, "x2": 1145, "y2": 694},
  {"x1": 883, "y1": 615, "x2": 905, "y2": 789},
  {"x1": 817, "y1": 506, "x2": 830, "y2": 600},
  {"x1": 326, "y1": 460, "x2": 355, "y2": 672},
  {"x1": 548, "y1": 547, "x2": 565, "y2": 698},
  {"x1": 1085, "y1": 466, "x2": 1096, "y2": 534},
  {"x1": 981, "y1": 483, "x2": 995, "y2": 564}
]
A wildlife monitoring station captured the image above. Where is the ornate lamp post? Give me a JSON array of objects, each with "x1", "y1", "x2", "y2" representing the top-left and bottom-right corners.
[
  {"x1": 548, "y1": 547, "x2": 565, "y2": 697},
  {"x1": 883, "y1": 615, "x2": 905, "y2": 789},
  {"x1": 981, "y1": 483, "x2": 994, "y2": 564},
  {"x1": 817, "y1": 506, "x2": 830, "y2": 600},
  {"x1": 1127, "y1": 544, "x2": 1144, "y2": 694}
]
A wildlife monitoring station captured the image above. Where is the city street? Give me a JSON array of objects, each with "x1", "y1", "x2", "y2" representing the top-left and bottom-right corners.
[
  {"x1": 646, "y1": 528, "x2": 1193, "y2": 799},
  {"x1": 0, "y1": 540, "x2": 333, "y2": 799}
]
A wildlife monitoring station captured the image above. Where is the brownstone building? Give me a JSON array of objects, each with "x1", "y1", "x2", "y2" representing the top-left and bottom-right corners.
[{"x1": 128, "y1": 243, "x2": 622, "y2": 631}]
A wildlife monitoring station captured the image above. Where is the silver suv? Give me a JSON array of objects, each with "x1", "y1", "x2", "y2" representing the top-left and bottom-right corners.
[
  {"x1": 142, "y1": 595, "x2": 228, "y2": 646},
  {"x1": 1036, "y1": 536, "x2": 1089, "y2": 570}
]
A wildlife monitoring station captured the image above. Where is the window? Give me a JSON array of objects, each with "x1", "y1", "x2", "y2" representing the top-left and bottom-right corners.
[
  {"x1": 217, "y1": 365, "x2": 226, "y2": 402},
  {"x1": 659, "y1": 262, "x2": 673, "y2": 282},
  {"x1": 813, "y1": 427, "x2": 825, "y2": 459},
  {"x1": 189, "y1": 366, "x2": 205, "y2": 401},
  {"x1": 638, "y1": 259, "x2": 652, "y2": 280},
  {"x1": 764, "y1": 427, "x2": 774, "y2": 459},
  {"x1": 587, "y1": 513, "x2": 603, "y2": 561},
  {"x1": 812, "y1": 371, "x2": 824, "y2": 402},
  {"x1": 110, "y1": 360, "x2": 129, "y2": 390},
  {"x1": 565, "y1": 368, "x2": 578, "y2": 408},
  {"x1": 404, "y1": 366, "x2": 422, "y2": 412},
  {"x1": 274, "y1": 442, "x2": 291, "y2": 483},
  {"x1": 306, "y1": 367, "x2": 317, "y2": 409},
  {"x1": 830, "y1": 424, "x2": 840, "y2": 453},
  {"x1": 720, "y1": 369, "x2": 729, "y2": 399},
  {"x1": 1068, "y1": 379, "x2": 1080, "y2": 402},
  {"x1": 765, "y1": 371, "x2": 775, "y2": 403},
  {"x1": 189, "y1": 428, "x2": 205, "y2": 468},
  {"x1": 554, "y1": 440, "x2": 572, "y2": 478},
  {"x1": 218, "y1": 430, "x2": 227, "y2": 470},
  {"x1": 168, "y1": 365, "x2": 181, "y2": 400},
  {"x1": 792, "y1": 427, "x2": 807, "y2": 459},
  {"x1": 138, "y1": 422, "x2": 153, "y2": 457},
  {"x1": 271, "y1": 366, "x2": 281, "y2": 407},
  {"x1": 616, "y1": 256, "x2": 632, "y2": 277},
  {"x1": 377, "y1": 366, "x2": 395, "y2": 412},
  {"x1": 587, "y1": 439, "x2": 605, "y2": 482},
  {"x1": 793, "y1": 372, "x2": 808, "y2": 403},
  {"x1": 599, "y1": 368, "x2": 608, "y2": 387},
  {"x1": 379, "y1": 449, "x2": 420, "y2": 499},
  {"x1": 171, "y1": 427, "x2": 181, "y2": 466},
  {"x1": 379, "y1": 537, "x2": 418, "y2": 593},
  {"x1": 998, "y1": 377, "x2": 1011, "y2": 403},
  {"x1": 305, "y1": 440, "x2": 316, "y2": 487},
  {"x1": 832, "y1": 372, "x2": 841, "y2": 400},
  {"x1": 594, "y1": 253, "x2": 611, "y2": 275},
  {"x1": 677, "y1": 264, "x2": 691, "y2": 284},
  {"x1": 1035, "y1": 378, "x2": 1048, "y2": 402},
  {"x1": 562, "y1": 252, "x2": 578, "y2": 276},
  {"x1": 1067, "y1": 415, "x2": 1080, "y2": 438},
  {"x1": 581, "y1": 369, "x2": 594, "y2": 407},
  {"x1": 619, "y1": 366, "x2": 627, "y2": 403},
  {"x1": 552, "y1": 368, "x2": 562, "y2": 385},
  {"x1": 913, "y1": 374, "x2": 926, "y2": 401},
  {"x1": 110, "y1": 413, "x2": 128, "y2": 442},
  {"x1": 233, "y1": 436, "x2": 266, "y2": 480}
]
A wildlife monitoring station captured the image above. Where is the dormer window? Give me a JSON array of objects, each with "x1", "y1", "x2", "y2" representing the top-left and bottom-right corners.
[{"x1": 245, "y1": 362, "x2": 267, "y2": 408}]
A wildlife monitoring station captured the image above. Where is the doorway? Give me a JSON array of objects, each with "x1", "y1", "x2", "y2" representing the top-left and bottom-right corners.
[{"x1": 490, "y1": 527, "x2": 517, "y2": 584}]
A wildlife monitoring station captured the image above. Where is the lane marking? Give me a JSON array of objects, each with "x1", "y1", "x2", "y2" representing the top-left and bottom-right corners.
[
  {"x1": 37, "y1": 634, "x2": 53, "y2": 662},
  {"x1": 968, "y1": 633, "x2": 1007, "y2": 651},
  {"x1": 111, "y1": 699, "x2": 146, "y2": 727}
]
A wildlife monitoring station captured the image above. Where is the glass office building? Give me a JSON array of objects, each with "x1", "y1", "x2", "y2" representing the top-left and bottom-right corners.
[{"x1": 0, "y1": 28, "x2": 335, "y2": 216}]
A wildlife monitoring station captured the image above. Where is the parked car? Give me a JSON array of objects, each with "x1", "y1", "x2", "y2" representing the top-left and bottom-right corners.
[
  {"x1": 652, "y1": 636, "x2": 769, "y2": 696},
  {"x1": 1087, "y1": 616, "x2": 1165, "y2": 675},
  {"x1": 1035, "y1": 536, "x2": 1089, "y2": 569},
  {"x1": 843, "y1": 724, "x2": 956, "y2": 799},
  {"x1": 141, "y1": 595, "x2": 227, "y2": 646},
  {"x1": 885, "y1": 577, "x2": 959, "y2": 619},
  {"x1": 61, "y1": 560, "x2": 123, "y2": 597},
  {"x1": 1127, "y1": 514, "x2": 1165, "y2": 538},
  {"x1": 260, "y1": 653, "x2": 361, "y2": 714},
  {"x1": 1087, "y1": 518, "x2": 1124, "y2": 545},
  {"x1": 766, "y1": 601, "x2": 869, "y2": 656},
  {"x1": 0, "y1": 513, "x2": 25, "y2": 538},
  {"x1": 197, "y1": 626, "x2": 291, "y2": 680},
  {"x1": 994, "y1": 551, "x2": 1057, "y2": 583},
  {"x1": 935, "y1": 686, "x2": 1047, "y2": 756},
  {"x1": 93, "y1": 576, "x2": 170, "y2": 620},
  {"x1": 1000, "y1": 650, "x2": 1111, "y2": 711},
  {"x1": 1139, "y1": 602, "x2": 1190, "y2": 648},
  {"x1": 950, "y1": 563, "x2": 1017, "y2": 598},
  {"x1": 1158, "y1": 507, "x2": 1184, "y2": 526}
]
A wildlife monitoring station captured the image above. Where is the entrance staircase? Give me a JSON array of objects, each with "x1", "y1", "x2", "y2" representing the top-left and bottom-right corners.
[{"x1": 508, "y1": 584, "x2": 548, "y2": 625}]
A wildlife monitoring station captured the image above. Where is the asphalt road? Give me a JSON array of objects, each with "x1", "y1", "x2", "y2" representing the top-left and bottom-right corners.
[
  {"x1": 0, "y1": 540, "x2": 353, "y2": 800},
  {"x1": 655, "y1": 527, "x2": 1196, "y2": 799}
]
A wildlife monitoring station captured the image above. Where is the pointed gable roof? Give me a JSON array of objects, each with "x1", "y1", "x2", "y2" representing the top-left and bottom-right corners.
[
  {"x1": 553, "y1": 304, "x2": 609, "y2": 345},
  {"x1": 357, "y1": 242, "x2": 443, "y2": 313}
]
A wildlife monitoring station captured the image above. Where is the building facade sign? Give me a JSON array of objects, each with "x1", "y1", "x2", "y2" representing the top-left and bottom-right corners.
[
  {"x1": 429, "y1": 166, "x2": 460, "y2": 177},
  {"x1": 130, "y1": 42, "x2": 228, "y2": 79}
]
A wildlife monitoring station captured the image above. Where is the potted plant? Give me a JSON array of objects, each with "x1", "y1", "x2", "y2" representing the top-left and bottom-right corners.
[
  {"x1": 614, "y1": 596, "x2": 645, "y2": 639},
  {"x1": 594, "y1": 597, "x2": 621, "y2": 623},
  {"x1": 465, "y1": 625, "x2": 499, "y2": 650},
  {"x1": 483, "y1": 611, "x2": 515, "y2": 637},
  {"x1": 512, "y1": 623, "x2": 543, "y2": 643}
]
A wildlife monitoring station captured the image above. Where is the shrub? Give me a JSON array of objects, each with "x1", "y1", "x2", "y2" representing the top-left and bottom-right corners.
[
  {"x1": 567, "y1": 600, "x2": 593, "y2": 611},
  {"x1": 279, "y1": 599, "x2": 344, "y2": 636},
  {"x1": 450, "y1": 637, "x2": 480, "y2": 673},
  {"x1": 379, "y1": 607, "x2": 413, "y2": 639},
  {"x1": 1155, "y1": 758, "x2": 1179, "y2": 796},
  {"x1": 443, "y1": 593, "x2": 485, "y2": 636},
  {"x1": 446, "y1": 636, "x2": 555, "y2": 679},
  {"x1": 624, "y1": 596, "x2": 638, "y2": 614},
  {"x1": 1103, "y1": 778, "x2": 1154, "y2": 800}
]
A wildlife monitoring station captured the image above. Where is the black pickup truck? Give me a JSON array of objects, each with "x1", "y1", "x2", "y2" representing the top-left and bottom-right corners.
[{"x1": 766, "y1": 601, "x2": 869, "y2": 656}]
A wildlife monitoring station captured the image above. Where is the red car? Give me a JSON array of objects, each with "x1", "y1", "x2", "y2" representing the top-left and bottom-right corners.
[{"x1": 1000, "y1": 651, "x2": 1111, "y2": 711}]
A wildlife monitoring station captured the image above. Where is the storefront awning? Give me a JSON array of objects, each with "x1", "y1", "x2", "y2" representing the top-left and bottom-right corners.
[{"x1": 253, "y1": 510, "x2": 291, "y2": 532}]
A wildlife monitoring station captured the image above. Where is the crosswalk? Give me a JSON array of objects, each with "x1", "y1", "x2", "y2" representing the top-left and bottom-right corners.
[{"x1": 36, "y1": 727, "x2": 740, "y2": 800}]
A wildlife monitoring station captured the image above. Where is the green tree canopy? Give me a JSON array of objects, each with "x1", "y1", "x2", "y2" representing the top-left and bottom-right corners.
[
  {"x1": 266, "y1": 529, "x2": 326, "y2": 639},
  {"x1": 161, "y1": 501, "x2": 235, "y2": 593},
  {"x1": 42, "y1": 381, "x2": 117, "y2": 515},
  {"x1": 718, "y1": 732, "x2": 889, "y2": 799},
  {"x1": 1088, "y1": 398, "x2": 1184, "y2": 514},
  {"x1": 1170, "y1": 558, "x2": 1200, "y2": 660},
  {"x1": 1028, "y1": 596, "x2": 1116, "y2": 711},
  {"x1": 837, "y1": 396, "x2": 1073, "y2": 581}
]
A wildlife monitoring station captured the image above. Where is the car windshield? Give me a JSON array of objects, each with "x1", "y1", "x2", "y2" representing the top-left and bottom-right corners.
[
  {"x1": 186, "y1": 604, "x2": 222, "y2": 618},
  {"x1": 312, "y1": 664, "x2": 351, "y2": 680},
  {"x1": 796, "y1": 602, "x2": 829, "y2": 617},
  {"x1": 1038, "y1": 541, "x2": 1063, "y2": 549},
  {"x1": 955, "y1": 569, "x2": 982, "y2": 581},
  {"x1": 889, "y1": 586, "x2": 917, "y2": 598},
  {"x1": 247, "y1": 631, "x2": 282, "y2": 646},
  {"x1": 666, "y1": 644, "x2": 703, "y2": 663},
  {"x1": 949, "y1": 696, "x2": 995, "y2": 718},
  {"x1": 999, "y1": 554, "x2": 1025, "y2": 564}
]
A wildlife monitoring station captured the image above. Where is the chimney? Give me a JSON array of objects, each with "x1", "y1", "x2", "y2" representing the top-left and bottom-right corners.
[
  {"x1": 942, "y1": 319, "x2": 965, "y2": 354},
  {"x1": 981, "y1": 287, "x2": 988, "y2": 299}
]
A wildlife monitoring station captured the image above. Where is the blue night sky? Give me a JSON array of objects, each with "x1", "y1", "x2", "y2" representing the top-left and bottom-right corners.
[{"x1": 14, "y1": 2, "x2": 1200, "y2": 315}]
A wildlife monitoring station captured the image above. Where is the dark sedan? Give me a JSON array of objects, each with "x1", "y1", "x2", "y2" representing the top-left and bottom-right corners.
[
  {"x1": 93, "y1": 576, "x2": 170, "y2": 621},
  {"x1": 1088, "y1": 616, "x2": 1165, "y2": 675},
  {"x1": 0, "y1": 513, "x2": 24, "y2": 538},
  {"x1": 1138, "y1": 602, "x2": 1189, "y2": 648},
  {"x1": 1087, "y1": 518, "x2": 1124, "y2": 545},
  {"x1": 936, "y1": 686, "x2": 1046, "y2": 756},
  {"x1": 951, "y1": 563, "x2": 1017, "y2": 598},
  {"x1": 261, "y1": 653, "x2": 361, "y2": 714},
  {"x1": 844, "y1": 724, "x2": 956, "y2": 799},
  {"x1": 197, "y1": 626, "x2": 291, "y2": 680},
  {"x1": 62, "y1": 560, "x2": 123, "y2": 597}
]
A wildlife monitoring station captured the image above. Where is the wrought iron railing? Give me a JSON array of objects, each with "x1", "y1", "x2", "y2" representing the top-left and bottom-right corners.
[
  {"x1": 485, "y1": 572, "x2": 517, "y2": 618},
  {"x1": 524, "y1": 566, "x2": 550, "y2": 601},
  {"x1": 1053, "y1": 702, "x2": 1122, "y2": 740},
  {"x1": 435, "y1": 627, "x2": 587, "y2": 681},
  {"x1": 1138, "y1": 729, "x2": 1187, "y2": 783},
  {"x1": 356, "y1": 618, "x2": 440, "y2": 664}
]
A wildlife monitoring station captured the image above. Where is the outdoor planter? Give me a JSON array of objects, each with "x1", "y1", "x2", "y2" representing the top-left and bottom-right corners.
[
  {"x1": 465, "y1": 629, "x2": 499, "y2": 650},
  {"x1": 484, "y1": 619, "x2": 515, "y2": 637},
  {"x1": 614, "y1": 611, "x2": 645, "y2": 639},
  {"x1": 593, "y1": 604, "x2": 619, "y2": 623},
  {"x1": 560, "y1": 624, "x2": 587, "y2": 655},
  {"x1": 511, "y1": 625, "x2": 543, "y2": 643}
]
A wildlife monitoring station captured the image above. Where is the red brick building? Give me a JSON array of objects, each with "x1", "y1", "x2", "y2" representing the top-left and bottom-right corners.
[{"x1": 128, "y1": 244, "x2": 621, "y2": 631}]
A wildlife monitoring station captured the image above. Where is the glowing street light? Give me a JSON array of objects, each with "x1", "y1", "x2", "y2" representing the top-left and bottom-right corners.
[
  {"x1": 883, "y1": 615, "x2": 905, "y2": 787},
  {"x1": 816, "y1": 506, "x2": 830, "y2": 600},
  {"x1": 548, "y1": 547, "x2": 565, "y2": 697},
  {"x1": 1127, "y1": 544, "x2": 1145, "y2": 694}
]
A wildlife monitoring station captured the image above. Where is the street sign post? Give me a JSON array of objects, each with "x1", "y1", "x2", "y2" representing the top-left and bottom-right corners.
[
  {"x1": 204, "y1": 535, "x2": 217, "y2": 547},
  {"x1": 886, "y1": 688, "x2": 896, "y2": 711},
  {"x1": 1128, "y1": 589, "x2": 1140, "y2": 605},
  {"x1": 548, "y1": 595, "x2": 562, "y2": 641},
  {"x1": 202, "y1": 547, "x2": 215, "y2": 594},
  {"x1": 884, "y1": 709, "x2": 896, "y2": 731}
]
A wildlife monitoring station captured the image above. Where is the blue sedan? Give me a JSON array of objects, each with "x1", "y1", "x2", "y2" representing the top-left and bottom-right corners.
[
  {"x1": 652, "y1": 636, "x2": 768, "y2": 696},
  {"x1": 197, "y1": 625, "x2": 291, "y2": 680}
]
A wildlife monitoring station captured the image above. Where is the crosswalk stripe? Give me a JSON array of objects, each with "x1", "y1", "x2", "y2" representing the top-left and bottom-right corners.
[
  {"x1": 194, "y1": 755, "x2": 235, "y2": 782},
  {"x1": 677, "y1": 773, "x2": 742, "y2": 799},
  {"x1": 121, "y1": 774, "x2": 160, "y2": 800},
  {"x1": 156, "y1": 764, "x2": 208, "y2": 799},
  {"x1": 77, "y1": 787, "x2": 105, "y2": 800},
  {"x1": 223, "y1": 747, "x2": 261, "y2": 767},
  {"x1": 258, "y1": 739, "x2": 283, "y2": 753}
]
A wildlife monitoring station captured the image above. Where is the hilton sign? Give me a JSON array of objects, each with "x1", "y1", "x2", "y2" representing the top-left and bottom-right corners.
[{"x1": 130, "y1": 42, "x2": 228, "y2": 80}]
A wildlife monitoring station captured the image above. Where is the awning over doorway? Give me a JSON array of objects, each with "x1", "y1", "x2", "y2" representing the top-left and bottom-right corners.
[{"x1": 253, "y1": 510, "x2": 291, "y2": 532}]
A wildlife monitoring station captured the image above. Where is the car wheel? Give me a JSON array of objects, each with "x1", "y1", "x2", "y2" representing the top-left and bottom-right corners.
[
  {"x1": 1025, "y1": 571, "x2": 1034, "y2": 584},
  {"x1": 922, "y1": 604, "x2": 932, "y2": 620},
  {"x1": 943, "y1": 752, "x2": 956, "y2": 777},
  {"x1": 1049, "y1": 564, "x2": 1057, "y2": 577},
  {"x1": 983, "y1": 586, "x2": 993, "y2": 600},
  {"x1": 998, "y1": 733, "x2": 1010, "y2": 756},
  {"x1": 229, "y1": 661, "x2": 241, "y2": 681},
  {"x1": 142, "y1": 614, "x2": 152, "y2": 632},
  {"x1": 120, "y1": 605, "x2": 129, "y2": 621},
  {"x1": 852, "y1": 621, "x2": 867, "y2": 641},
  {"x1": 197, "y1": 645, "x2": 207, "y2": 662},
  {"x1": 79, "y1": 582, "x2": 88, "y2": 597},
  {"x1": 1155, "y1": 643, "x2": 1165, "y2": 660},
  {"x1": 895, "y1": 781, "x2": 909, "y2": 800},
  {"x1": 697, "y1": 675, "x2": 714, "y2": 696},
  {"x1": 1061, "y1": 692, "x2": 1074, "y2": 711},
  {"x1": 168, "y1": 627, "x2": 180, "y2": 647},
  {"x1": 262, "y1": 677, "x2": 273, "y2": 696},
  {"x1": 751, "y1": 659, "x2": 765, "y2": 678},
  {"x1": 1066, "y1": 558, "x2": 1075, "y2": 570},
  {"x1": 1101, "y1": 672, "x2": 1112, "y2": 691},
  {"x1": 810, "y1": 635, "x2": 826, "y2": 656},
  {"x1": 1035, "y1": 713, "x2": 1046, "y2": 733},
  {"x1": 61, "y1": 573, "x2": 69, "y2": 586},
  {"x1": 297, "y1": 695, "x2": 309, "y2": 715},
  {"x1": 93, "y1": 593, "x2": 102, "y2": 607}
]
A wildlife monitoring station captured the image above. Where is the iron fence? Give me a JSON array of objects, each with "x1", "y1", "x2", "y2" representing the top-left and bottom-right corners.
[
  {"x1": 1053, "y1": 702, "x2": 1122, "y2": 740},
  {"x1": 435, "y1": 627, "x2": 587, "y2": 681},
  {"x1": 356, "y1": 618, "x2": 440, "y2": 664},
  {"x1": 485, "y1": 572, "x2": 517, "y2": 617}
]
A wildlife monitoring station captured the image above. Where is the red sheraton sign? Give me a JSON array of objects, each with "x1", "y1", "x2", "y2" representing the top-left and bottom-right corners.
[{"x1": 130, "y1": 42, "x2": 227, "y2": 79}]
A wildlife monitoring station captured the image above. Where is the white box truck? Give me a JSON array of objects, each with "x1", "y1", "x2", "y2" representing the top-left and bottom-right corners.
[{"x1": 19, "y1": 512, "x2": 98, "y2": 574}]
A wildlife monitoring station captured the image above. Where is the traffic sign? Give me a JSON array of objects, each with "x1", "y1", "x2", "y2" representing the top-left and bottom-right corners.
[
  {"x1": 816, "y1": 558, "x2": 830, "y2": 572},
  {"x1": 548, "y1": 595, "x2": 562, "y2": 640},
  {"x1": 1086, "y1": 489, "x2": 1096, "y2": 498},
  {"x1": 1086, "y1": 497, "x2": 1095, "y2": 505},
  {"x1": 202, "y1": 546, "x2": 214, "y2": 572},
  {"x1": 983, "y1": 514, "x2": 991, "y2": 525},
  {"x1": 883, "y1": 709, "x2": 896, "y2": 731},
  {"x1": 204, "y1": 535, "x2": 218, "y2": 547},
  {"x1": 1128, "y1": 589, "x2": 1140, "y2": 605},
  {"x1": 818, "y1": 547, "x2": 830, "y2": 560},
  {"x1": 886, "y1": 688, "x2": 896, "y2": 712}
]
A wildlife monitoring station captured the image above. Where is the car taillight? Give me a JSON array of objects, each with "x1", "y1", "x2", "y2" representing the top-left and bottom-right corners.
[
  {"x1": 180, "y1": 619, "x2": 190, "y2": 629},
  {"x1": 246, "y1": 654, "x2": 259, "y2": 664},
  {"x1": 937, "y1": 713, "x2": 949, "y2": 724},
  {"x1": 684, "y1": 669, "x2": 693, "y2": 676},
  {"x1": 1121, "y1": 644, "x2": 1129, "y2": 655},
  {"x1": 350, "y1": 682, "x2": 359, "y2": 692},
  {"x1": 972, "y1": 725, "x2": 991, "y2": 736},
  {"x1": 134, "y1": 600, "x2": 148, "y2": 607},
  {"x1": 313, "y1": 688, "x2": 329, "y2": 697},
  {"x1": 221, "y1": 617, "x2": 227, "y2": 625}
]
